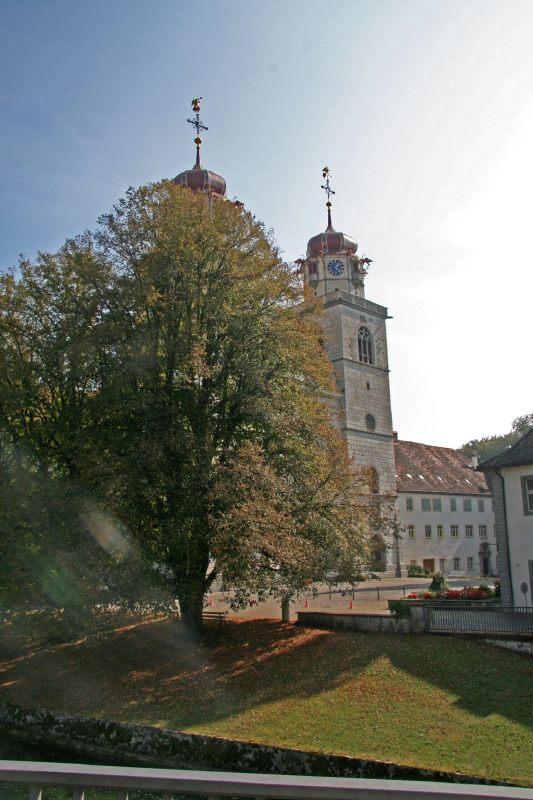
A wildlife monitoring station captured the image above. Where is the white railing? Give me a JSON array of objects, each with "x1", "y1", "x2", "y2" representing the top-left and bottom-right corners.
[{"x1": 0, "y1": 761, "x2": 531, "y2": 800}]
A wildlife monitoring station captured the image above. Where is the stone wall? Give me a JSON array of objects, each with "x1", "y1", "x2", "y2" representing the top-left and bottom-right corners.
[
  {"x1": 0, "y1": 703, "x2": 508, "y2": 785},
  {"x1": 297, "y1": 611, "x2": 416, "y2": 634}
]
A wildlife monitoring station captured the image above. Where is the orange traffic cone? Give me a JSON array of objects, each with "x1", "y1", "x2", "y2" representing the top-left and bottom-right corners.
[{"x1": 304, "y1": 594, "x2": 309, "y2": 608}]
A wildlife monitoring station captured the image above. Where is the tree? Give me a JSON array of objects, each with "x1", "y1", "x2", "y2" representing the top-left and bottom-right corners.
[
  {"x1": 0, "y1": 183, "x2": 374, "y2": 630},
  {"x1": 459, "y1": 413, "x2": 533, "y2": 463}
]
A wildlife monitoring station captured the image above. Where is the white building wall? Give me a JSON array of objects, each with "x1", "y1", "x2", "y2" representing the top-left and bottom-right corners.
[
  {"x1": 396, "y1": 492, "x2": 497, "y2": 577},
  {"x1": 501, "y1": 465, "x2": 533, "y2": 606}
]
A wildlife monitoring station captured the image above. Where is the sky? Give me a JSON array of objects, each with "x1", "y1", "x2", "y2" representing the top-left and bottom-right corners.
[{"x1": 1, "y1": 0, "x2": 531, "y2": 448}]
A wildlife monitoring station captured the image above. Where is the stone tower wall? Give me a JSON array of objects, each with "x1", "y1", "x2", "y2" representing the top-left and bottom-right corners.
[{"x1": 322, "y1": 291, "x2": 396, "y2": 496}]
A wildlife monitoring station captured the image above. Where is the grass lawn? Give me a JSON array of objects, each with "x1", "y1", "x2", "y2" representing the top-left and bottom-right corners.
[{"x1": 1, "y1": 615, "x2": 532, "y2": 786}]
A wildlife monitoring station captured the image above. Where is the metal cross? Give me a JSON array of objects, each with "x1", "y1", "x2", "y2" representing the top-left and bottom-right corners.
[
  {"x1": 187, "y1": 97, "x2": 208, "y2": 136},
  {"x1": 321, "y1": 166, "x2": 335, "y2": 202},
  {"x1": 321, "y1": 166, "x2": 335, "y2": 229}
]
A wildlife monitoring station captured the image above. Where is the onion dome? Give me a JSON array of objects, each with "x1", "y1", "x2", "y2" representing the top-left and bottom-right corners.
[
  {"x1": 173, "y1": 97, "x2": 226, "y2": 199},
  {"x1": 173, "y1": 162, "x2": 226, "y2": 198},
  {"x1": 307, "y1": 228, "x2": 357, "y2": 257},
  {"x1": 307, "y1": 165, "x2": 357, "y2": 256}
]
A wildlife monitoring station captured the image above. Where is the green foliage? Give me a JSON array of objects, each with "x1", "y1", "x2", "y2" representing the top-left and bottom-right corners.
[
  {"x1": 0, "y1": 184, "x2": 373, "y2": 630},
  {"x1": 459, "y1": 412, "x2": 533, "y2": 462},
  {"x1": 389, "y1": 599, "x2": 411, "y2": 617},
  {"x1": 0, "y1": 442, "x2": 174, "y2": 635},
  {"x1": 407, "y1": 564, "x2": 431, "y2": 577}
]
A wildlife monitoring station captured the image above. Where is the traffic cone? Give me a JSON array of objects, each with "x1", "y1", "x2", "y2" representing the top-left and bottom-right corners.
[{"x1": 304, "y1": 594, "x2": 309, "y2": 608}]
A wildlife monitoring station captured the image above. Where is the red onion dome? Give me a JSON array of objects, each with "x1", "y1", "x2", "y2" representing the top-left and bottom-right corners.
[
  {"x1": 173, "y1": 164, "x2": 226, "y2": 199},
  {"x1": 307, "y1": 228, "x2": 358, "y2": 258}
]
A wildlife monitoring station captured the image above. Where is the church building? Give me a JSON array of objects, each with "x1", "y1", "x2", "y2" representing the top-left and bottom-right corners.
[
  {"x1": 175, "y1": 100, "x2": 497, "y2": 579},
  {"x1": 300, "y1": 169, "x2": 497, "y2": 578}
]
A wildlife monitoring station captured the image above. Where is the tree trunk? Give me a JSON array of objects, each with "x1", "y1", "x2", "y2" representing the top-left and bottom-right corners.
[
  {"x1": 281, "y1": 596, "x2": 291, "y2": 623},
  {"x1": 178, "y1": 587, "x2": 205, "y2": 632}
]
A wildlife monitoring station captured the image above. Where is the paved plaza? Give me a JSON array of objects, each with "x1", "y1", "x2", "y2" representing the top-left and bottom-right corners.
[{"x1": 208, "y1": 577, "x2": 492, "y2": 622}]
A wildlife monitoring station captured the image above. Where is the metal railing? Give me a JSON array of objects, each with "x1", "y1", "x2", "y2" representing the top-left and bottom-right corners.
[
  {"x1": 423, "y1": 605, "x2": 533, "y2": 636},
  {"x1": 0, "y1": 761, "x2": 533, "y2": 800},
  {"x1": 1, "y1": 760, "x2": 532, "y2": 800}
]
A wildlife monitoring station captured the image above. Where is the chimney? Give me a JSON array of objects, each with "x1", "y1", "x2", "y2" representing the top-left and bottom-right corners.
[
  {"x1": 471, "y1": 454, "x2": 479, "y2": 469},
  {"x1": 393, "y1": 431, "x2": 398, "y2": 442}
]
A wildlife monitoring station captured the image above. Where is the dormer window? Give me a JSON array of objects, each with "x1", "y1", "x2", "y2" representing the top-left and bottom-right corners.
[{"x1": 358, "y1": 326, "x2": 374, "y2": 365}]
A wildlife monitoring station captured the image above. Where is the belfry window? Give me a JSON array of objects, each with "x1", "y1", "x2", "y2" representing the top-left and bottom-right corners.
[{"x1": 358, "y1": 326, "x2": 374, "y2": 365}]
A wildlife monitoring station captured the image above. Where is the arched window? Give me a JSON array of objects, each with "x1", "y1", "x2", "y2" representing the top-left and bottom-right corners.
[
  {"x1": 358, "y1": 326, "x2": 374, "y2": 364},
  {"x1": 365, "y1": 414, "x2": 376, "y2": 432}
]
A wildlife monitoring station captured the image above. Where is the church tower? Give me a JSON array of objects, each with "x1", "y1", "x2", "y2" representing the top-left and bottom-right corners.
[{"x1": 302, "y1": 169, "x2": 397, "y2": 518}]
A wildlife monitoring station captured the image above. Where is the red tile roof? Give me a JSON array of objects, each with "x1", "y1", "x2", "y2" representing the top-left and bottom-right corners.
[{"x1": 394, "y1": 439, "x2": 490, "y2": 495}]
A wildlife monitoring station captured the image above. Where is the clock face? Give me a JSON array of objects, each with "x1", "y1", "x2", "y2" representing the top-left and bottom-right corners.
[{"x1": 327, "y1": 259, "x2": 344, "y2": 276}]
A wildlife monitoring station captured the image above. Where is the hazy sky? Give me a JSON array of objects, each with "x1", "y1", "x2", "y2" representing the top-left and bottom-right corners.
[{"x1": 1, "y1": 0, "x2": 531, "y2": 448}]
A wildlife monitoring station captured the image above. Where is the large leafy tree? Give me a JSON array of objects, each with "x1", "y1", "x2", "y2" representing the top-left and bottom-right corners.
[
  {"x1": 459, "y1": 413, "x2": 533, "y2": 463},
  {"x1": 0, "y1": 183, "x2": 373, "y2": 630}
]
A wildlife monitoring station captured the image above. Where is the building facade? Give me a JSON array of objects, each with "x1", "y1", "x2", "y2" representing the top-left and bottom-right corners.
[
  {"x1": 395, "y1": 439, "x2": 496, "y2": 577},
  {"x1": 479, "y1": 430, "x2": 533, "y2": 606}
]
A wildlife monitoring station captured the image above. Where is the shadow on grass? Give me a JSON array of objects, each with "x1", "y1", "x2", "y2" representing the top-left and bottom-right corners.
[{"x1": 1, "y1": 617, "x2": 532, "y2": 735}]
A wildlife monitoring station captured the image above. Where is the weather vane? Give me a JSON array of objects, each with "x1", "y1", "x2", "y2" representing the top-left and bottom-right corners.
[
  {"x1": 187, "y1": 98, "x2": 208, "y2": 167},
  {"x1": 321, "y1": 166, "x2": 335, "y2": 229}
]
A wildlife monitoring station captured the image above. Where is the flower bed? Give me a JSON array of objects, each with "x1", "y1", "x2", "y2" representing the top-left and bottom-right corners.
[
  {"x1": 405, "y1": 586, "x2": 497, "y2": 601},
  {"x1": 389, "y1": 585, "x2": 500, "y2": 617}
]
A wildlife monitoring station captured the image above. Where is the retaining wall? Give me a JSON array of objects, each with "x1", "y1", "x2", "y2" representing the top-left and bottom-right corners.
[
  {"x1": 296, "y1": 611, "x2": 417, "y2": 634},
  {"x1": 0, "y1": 703, "x2": 507, "y2": 785}
]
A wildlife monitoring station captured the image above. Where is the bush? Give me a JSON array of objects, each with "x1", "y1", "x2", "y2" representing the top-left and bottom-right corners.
[
  {"x1": 407, "y1": 564, "x2": 431, "y2": 577},
  {"x1": 389, "y1": 599, "x2": 412, "y2": 618}
]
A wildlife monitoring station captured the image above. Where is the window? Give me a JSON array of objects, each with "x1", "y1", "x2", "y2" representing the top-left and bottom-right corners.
[
  {"x1": 453, "y1": 557, "x2": 460, "y2": 570},
  {"x1": 450, "y1": 497, "x2": 457, "y2": 511},
  {"x1": 479, "y1": 524, "x2": 487, "y2": 538},
  {"x1": 425, "y1": 525, "x2": 432, "y2": 538},
  {"x1": 463, "y1": 498, "x2": 472, "y2": 512},
  {"x1": 478, "y1": 499, "x2": 485, "y2": 512},
  {"x1": 522, "y1": 476, "x2": 533, "y2": 515},
  {"x1": 465, "y1": 525, "x2": 473, "y2": 537},
  {"x1": 365, "y1": 414, "x2": 376, "y2": 432},
  {"x1": 451, "y1": 525, "x2": 459, "y2": 537},
  {"x1": 467, "y1": 556, "x2": 474, "y2": 570},
  {"x1": 439, "y1": 558, "x2": 446, "y2": 572},
  {"x1": 410, "y1": 560, "x2": 417, "y2": 565},
  {"x1": 358, "y1": 326, "x2": 374, "y2": 365},
  {"x1": 407, "y1": 525, "x2": 416, "y2": 539},
  {"x1": 421, "y1": 497, "x2": 441, "y2": 511},
  {"x1": 437, "y1": 525, "x2": 444, "y2": 538},
  {"x1": 406, "y1": 497, "x2": 413, "y2": 511}
]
